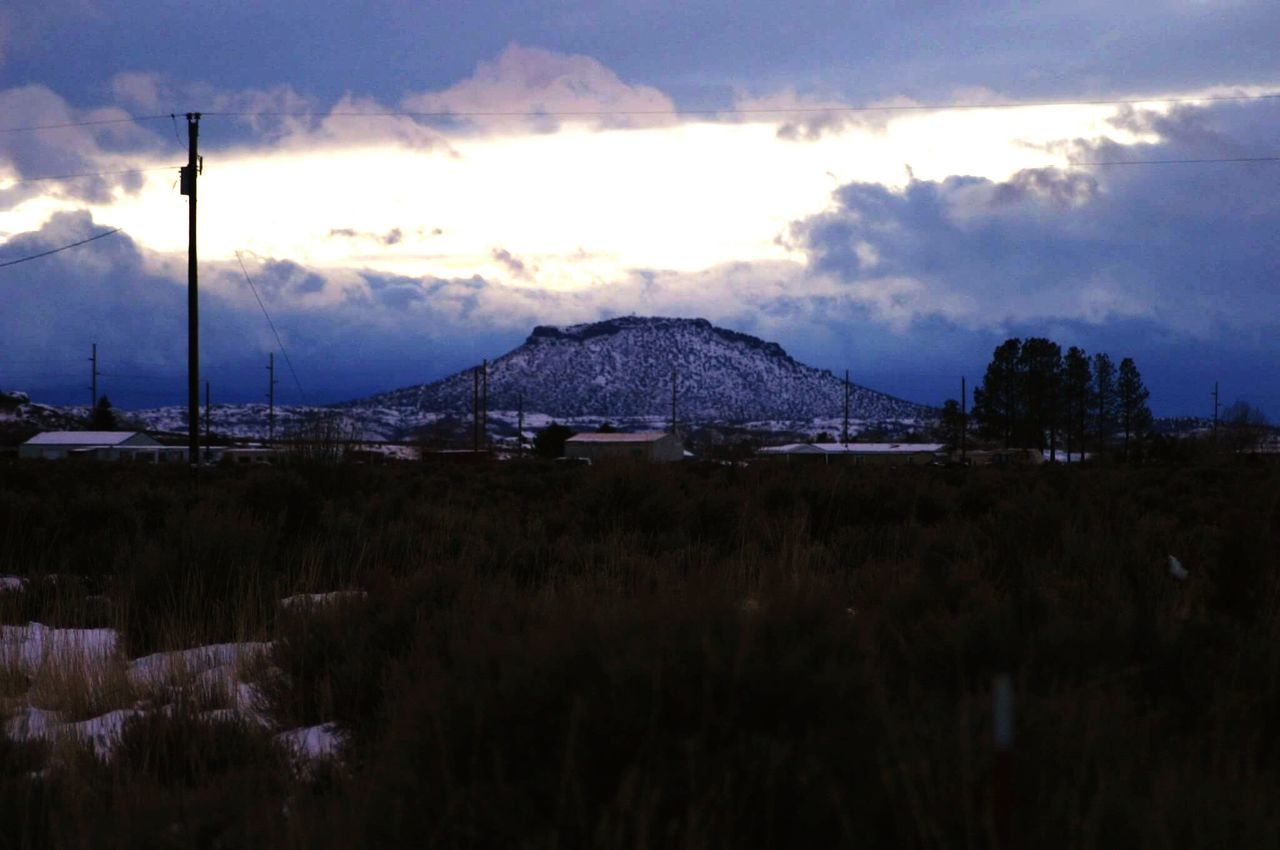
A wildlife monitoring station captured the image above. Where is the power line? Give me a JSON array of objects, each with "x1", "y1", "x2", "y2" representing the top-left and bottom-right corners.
[
  {"x1": 0, "y1": 114, "x2": 172, "y2": 134},
  {"x1": 2, "y1": 90, "x2": 1270, "y2": 135},
  {"x1": 1080, "y1": 155, "x2": 1280, "y2": 166},
  {"x1": 202, "y1": 91, "x2": 1280, "y2": 120},
  {"x1": 0, "y1": 228, "x2": 122, "y2": 270},
  {"x1": 99, "y1": 372, "x2": 187, "y2": 381},
  {"x1": 234, "y1": 251, "x2": 308, "y2": 404},
  {"x1": 1, "y1": 165, "x2": 182, "y2": 186}
]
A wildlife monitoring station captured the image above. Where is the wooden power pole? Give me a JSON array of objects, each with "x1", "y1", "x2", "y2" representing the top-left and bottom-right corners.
[
  {"x1": 266, "y1": 353, "x2": 278, "y2": 443},
  {"x1": 472, "y1": 366, "x2": 480, "y2": 452},
  {"x1": 842, "y1": 369, "x2": 850, "y2": 445},
  {"x1": 181, "y1": 112, "x2": 201, "y2": 469},
  {"x1": 670, "y1": 370, "x2": 677, "y2": 434},
  {"x1": 88, "y1": 342, "x2": 98, "y2": 410},
  {"x1": 961, "y1": 376, "x2": 968, "y2": 464},
  {"x1": 1212, "y1": 381, "x2": 1220, "y2": 448},
  {"x1": 204, "y1": 380, "x2": 211, "y2": 462}
]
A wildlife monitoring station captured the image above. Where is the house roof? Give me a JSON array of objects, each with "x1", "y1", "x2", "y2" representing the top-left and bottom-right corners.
[
  {"x1": 565, "y1": 431, "x2": 672, "y2": 444},
  {"x1": 759, "y1": 442, "x2": 946, "y2": 455},
  {"x1": 23, "y1": 431, "x2": 154, "y2": 447}
]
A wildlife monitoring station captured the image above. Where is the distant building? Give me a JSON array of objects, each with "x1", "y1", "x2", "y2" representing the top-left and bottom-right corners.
[
  {"x1": 215, "y1": 446, "x2": 284, "y2": 465},
  {"x1": 965, "y1": 448, "x2": 1045, "y2": 466},
  {"x1": 18, "y1": 431, "x2": 183, "y2": 462},
  {"x1": 757, "y1": 442, "x2": 946, "y2": 466},
  {"x1": 564, "y1": 431, "x2": 683, "y2": 463}
]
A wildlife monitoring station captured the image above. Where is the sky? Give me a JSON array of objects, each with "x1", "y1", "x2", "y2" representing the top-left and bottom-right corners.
[{"x1": 0, "y1": 1, "x2": 1277, "y2": 416}]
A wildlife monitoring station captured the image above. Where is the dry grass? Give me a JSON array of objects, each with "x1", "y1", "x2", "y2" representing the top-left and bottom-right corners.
[{"x1": 0, "y1": 456, "x2": 1277, "y2": 848}]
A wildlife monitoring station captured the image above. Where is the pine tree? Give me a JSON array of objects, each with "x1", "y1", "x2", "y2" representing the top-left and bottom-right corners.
[
  {"x1": 533, "y1": 423, "x2": 575, "y2": 458},
  {"x1": 1116, "y1": 357, "x2": 1152, "y2": 461},
  {"x1": 1063, "y1": 347, "x2": 1091, "y2": 462},
  {"x1": 973, "y1": 339, "x2": 1023, "y2": 448},
  {"x1": 938, "y1": 399, "x2": 966, "y2": 450},
  {"x1": 90, "y1": 395, "x2": 118, "y2": 430},
  {"x1": 1091, "y1": 353, "x2": 1116, "y2": 456},
  {"x1": 1019, "y1": 338, "x2": 1063, "y2": 457}
]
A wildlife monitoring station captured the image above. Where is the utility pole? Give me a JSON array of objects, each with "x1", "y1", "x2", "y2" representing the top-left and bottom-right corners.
[
  {"x1": 180, "y1": 112, "x2": 202, "y2": 470},
  {"x1": 204, "y1": 380, "x2": 211, "y2": 462},
  {"x1": 670, "y1": 370, "x2": 677, "y2": 434},
  {"x1": 961, "y1": 376, "x2": 968, "y2": 464},
  {"x1": 842, "y1": 369, "x2": 850, "y2": 445},
  {"x1": 517, "y1": 392, "x2": 524, "y2": 458},
  {"x1": 481, "y1": 359, "x2": 488, "y2": 450},
  {"x1": 88, "y1": 342, "x2": 99, "y2": 410},
  {"x1": 266, "y1": 353, "x2": 278, "y2": 444},
  {"x1": 472, "y1": 366, "x2": 480, "y2": 452},
  {"x1": 1212, "y1": 381, "x2": 1220, "y2": 447}
]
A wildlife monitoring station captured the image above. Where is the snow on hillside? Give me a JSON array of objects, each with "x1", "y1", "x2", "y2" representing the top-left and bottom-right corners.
[
  {"x1": 351, "y1": 316, "x2": 931, "y2": 427},
  {"x1": 11, "y1": 318, "x2": 934, "y2": 441}
]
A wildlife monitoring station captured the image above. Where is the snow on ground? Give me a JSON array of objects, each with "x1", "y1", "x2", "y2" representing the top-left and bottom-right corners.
[
  {"x1": 62, "y1": 709, "x2": 146, "y2": 759},
  {"x1": 1, "y1": 623, "x2": 120, "y2": 674},
  {"x1": 0, "y1": 576, "x2": 26, "y2": 592},
  {"x1": 127, "y1": 642, "x2": 272, "y2": 689},
  {"x1": 3, "y1": 632, "x2": 281, "y2": 756},
  {"x1": 275, "y1": 722, "x2": 345, "y2": 761},
  {"x1": 3, "y1": 624, "x2": 346, "y2": 766},
  {"x1": 6, "y1": 705, "x2": 145, "y2": 759},
  {"x1": 279, "y1": 591, "x2": 367, "y2": 610}
]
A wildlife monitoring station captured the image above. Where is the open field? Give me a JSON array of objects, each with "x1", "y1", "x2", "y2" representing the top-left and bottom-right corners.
[{"x1": 1, "y1": 456, "x2": 1278, "y2": 849}]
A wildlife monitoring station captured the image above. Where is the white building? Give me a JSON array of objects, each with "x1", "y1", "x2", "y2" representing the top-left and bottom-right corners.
[
  {"x1": 757, "y1": 442, "x2": 947, "y2": 466},
  {"x1": 18, "y1": 431, "x2": 183, "y2": 462},
  {"x1": 564, "y1": 431, "x2": 684, "y2": 463}
]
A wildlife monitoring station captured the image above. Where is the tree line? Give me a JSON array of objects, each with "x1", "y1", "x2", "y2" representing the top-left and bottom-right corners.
[{"x1": 942, "y1": 338, "x2": 1152, "y2": 461}]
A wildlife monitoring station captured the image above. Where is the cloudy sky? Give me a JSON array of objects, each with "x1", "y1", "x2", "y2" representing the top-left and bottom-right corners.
[{"x1": 1, "y1": 2, "x2": 1277, "y2": 415}]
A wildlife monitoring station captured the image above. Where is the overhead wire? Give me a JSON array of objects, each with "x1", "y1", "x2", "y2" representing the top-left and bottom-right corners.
[
  {"x1": 0, "y1": 114, "x2": 173, "y2": 134},
  {"x1": 234, "y1": 251, "x2": 308, "y2": 404},
  {"x1": 1079, "y1": 155, "x2": 1280, "y2": 166},
  {"x1": 201, "y1": 90, "x2": 1280, "y2": 120},
  {"x1": 1, "y1": 165, "x2": 182, "y2": 186},
  {"x1": 0, "y1": 228, "x2": 122, "y2": 269},
  {"x1": 1, "y1": 91, "x2": 1276, "y2": 135}
]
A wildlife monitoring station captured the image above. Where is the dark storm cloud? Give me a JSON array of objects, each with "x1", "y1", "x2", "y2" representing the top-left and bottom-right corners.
[
  {"x1": 0, "y1": 86, "x2": 172, "y2": 210},
  {"x1": 0, "y1": 214, "x2": 551, "y2": 406},
  {"x1": 794, "y1": 99, "x2": 1280, "y2": 334},
  {"x1": 491, "y1": 248, "x2": 532, "y2": 280},
  {"x1": 5, "y1": 3, "x2": 1277, "y2": 113},
  {"x1": 788, "y1": 98, "x2": 1280, "y2": 412}
]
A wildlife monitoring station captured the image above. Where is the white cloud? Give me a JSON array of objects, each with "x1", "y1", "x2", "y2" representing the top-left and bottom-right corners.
[{"x1": 400, "y1": 43, "x2": 678, "y2": 133}]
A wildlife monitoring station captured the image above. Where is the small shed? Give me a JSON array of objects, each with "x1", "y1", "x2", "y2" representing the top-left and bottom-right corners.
[
  {"x1": 564, "y1": 431, "x2": 683, "y2": 463},
  {"x1": 18, "y1": 431, "x2": 167, "y2": 461}
]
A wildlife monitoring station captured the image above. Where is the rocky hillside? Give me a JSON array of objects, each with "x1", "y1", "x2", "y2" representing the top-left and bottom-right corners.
[{"x1": 352, "y1": 316, "x2": 930, "y2": 423}]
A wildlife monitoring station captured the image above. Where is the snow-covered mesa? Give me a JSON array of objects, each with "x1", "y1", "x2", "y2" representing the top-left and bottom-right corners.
[{"x1": 105, "y1": 317, "x2": 930, "y2": 441}]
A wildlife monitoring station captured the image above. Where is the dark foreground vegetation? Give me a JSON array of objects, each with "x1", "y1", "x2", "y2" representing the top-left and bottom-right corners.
[{"x1": 1, "y1": 456, "x2": 1278, "y2": 849}]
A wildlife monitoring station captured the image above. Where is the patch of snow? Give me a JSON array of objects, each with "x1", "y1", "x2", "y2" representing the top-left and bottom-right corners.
[
  {"x1": 63, "y1": 709, "x2": 143, "y2": 759},
  {"x1": 279, "y1": 591, "x2": 367, "y2": 610},
  {"x1": 127, "y1": 641, "x2": 272, "y2": 688},
  {"x1": 0, "y1": 575, "x2": 26, "y2": 592},
  {"x1": 0, "y1": 623, "x2": 119, "y2": 674},
  {"x1": 6, "y1": 704, "x2": 143, "y2": 759},
  {"x1": 275, "y1": 722, "x2": 345, "y2": 760},
  {"x1": 5, "y1": 705, "x2": 61, "y2": 742}
]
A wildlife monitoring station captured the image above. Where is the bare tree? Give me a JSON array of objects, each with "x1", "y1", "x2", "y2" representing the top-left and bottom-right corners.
[{"x1": 1222, "y1": 401, "x2": 1270, "y2": 454}]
